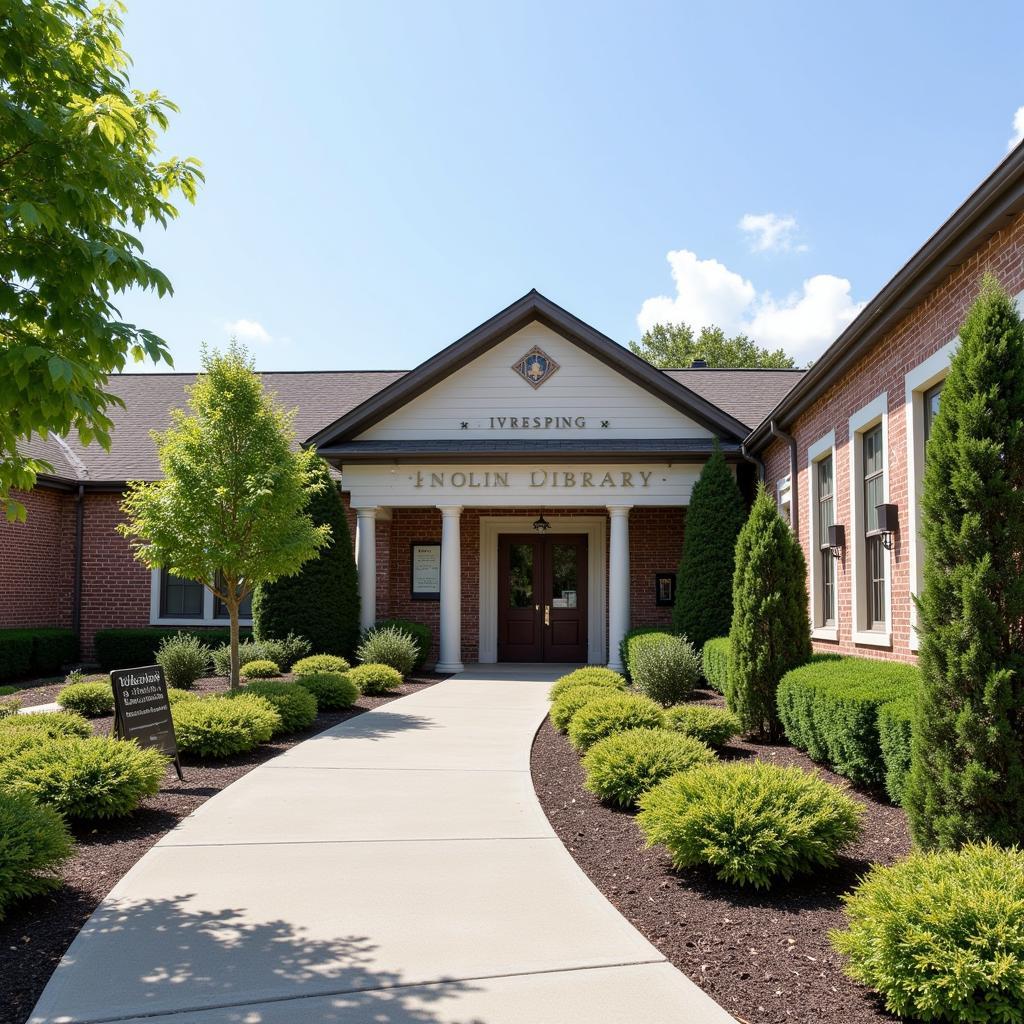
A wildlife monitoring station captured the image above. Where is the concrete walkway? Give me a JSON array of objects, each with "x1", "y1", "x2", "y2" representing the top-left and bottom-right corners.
[{"x1": 30, "y1": 665, "x2": 733, "y2": 1024}]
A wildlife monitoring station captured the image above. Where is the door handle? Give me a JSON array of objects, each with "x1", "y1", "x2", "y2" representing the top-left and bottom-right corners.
[{"x1": 544, "y1": 604, "x2": 550, "y2": 626}]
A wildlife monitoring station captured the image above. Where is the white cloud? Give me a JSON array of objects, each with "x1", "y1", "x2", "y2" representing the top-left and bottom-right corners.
[
  {"x1": 637, "y1": 249, "x2": 865, "y2": 364},
  {"x1": 1009, "y1": 106, "x2": 1024, "y2": 152},
  {"x1": 739, "y1": 212, "x2": 808, "y2": 253},
  {"x1": 223, "y1": 318, "x2": 273, "y2": 345}
]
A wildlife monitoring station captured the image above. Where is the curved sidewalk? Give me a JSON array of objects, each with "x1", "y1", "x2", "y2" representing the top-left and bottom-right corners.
[{"x1": 30, "y1": 664, "x2": 733, "y2": 1024}]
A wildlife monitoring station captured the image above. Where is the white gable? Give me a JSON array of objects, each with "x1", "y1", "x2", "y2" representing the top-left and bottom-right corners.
[{"x1": 357, "y1": 322, "x2": 713, "y2": 441}]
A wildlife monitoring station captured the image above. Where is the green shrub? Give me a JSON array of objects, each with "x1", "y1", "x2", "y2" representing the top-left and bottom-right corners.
[
  {"x1": 0, "y1": 737, "x2": 168, "y2": 820},
  {"x1": 292, "y1": 654, "x2": 351, "y2": 676},
  {"x1": 0, "y1": 710, "x2": 91, "y2": 739},
  {"x1": 94, "y1": 627, "x2": 245, "y2": 671},
  {"x1": 0, "y1": 694, "x2": 20, "y2": 718},
  {"x1": 356, "y1": 625, "x2": 418, "y2": 678},
  {"x1": 0, "y1": 630, "x2": 33, "y2": 678},
  {"x1": 701, "y1": 637, "x2": 730, "y2": 693},
  {"x1": 374, "y1": 619, "x2": 431, "y2": 670},
  {"x1": 567, "y1": 693, "x2": 664, "y2": 751},
  {"x1": 211, "y1": 639, "x2": 288, "y2": 678},
  {"x1": 878, "y1": 699, "x2": 914, "y2": 806},
  {"x1": 0, "y1": 789, "x2": 74, "y2": 920},
  {"x1": 630, "y1": 633, "x2": 700, "y2": 707},
  {"x1": 0, "y1": 628, "x2": 78, "y2": 679},
  {"x1": 240, "y1": 659, "x2": 280, "y2": 679},
  {"x1": 155, "y1": 632, "x2": 211, "y2": 689},
  {"x1": 776, "y1": 657, "x2": 920, "y2": 788},
  {"x1": 664, "y1": 705, "x2": 740, "y2": 748},
  {"x1": 56, "y1": 680, "x2": 114, "y2": 717},
  {"x1": 548, "y1": 668, "x2": 626, "y2": 702},
  {"x1": 349, "y1": 663, "x2": 403, "y2": 695},
  {"x1": 171, "y1": 694, "x2": 280, "y2": 758},
  {"x1": 0, "y1": 685, "x2": 16, "y2": 696},
  {"x1": 619, "y1": 626, "x2": 663, "y2": 678},
  {"x1": 0, "y1": 730, "x2": 48, "y2": 764},
  {"x1": 638, "y1": 761, "x2": 863, "y2": 888},
  {"x1": 550, "y1": 684, "x2": 616, "y2": 732},
  {"x1": 294, "y1": 671, "x2": 360, "y2": 710},
  {"x1": 166, "y1": 687, "x2": 199, "y2": 706},
  {"x1": 236, "y1": 681, "x2": 317, "y2": 734},
  {"x1": 583, "y1": 728, "x2": 715, "y2": 807},
  {"x1": 832, "y1": 842, "x2": 1024, "y2": 1022}
]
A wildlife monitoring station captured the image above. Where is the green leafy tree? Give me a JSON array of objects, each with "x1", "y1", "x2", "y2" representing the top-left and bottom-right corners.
[
  {"x1": 629, "y1": 323, "x2": 796, "y2": 369},
  {"x1": 119, "y1": 343, "x2": 329, "y2": 689},
  {"x1": 0, "y1": 0, "x2": 203, "y2": 521},
  {"x1": 673, "y1": 442, "x2": 746, "y2": 650},
  {"x1": 905, "y1": 277, "x2": 1024, "y2": 849},
  {"x1": 727, "y1": 485, "x2": 810, "y2": 739},
  {"x1": 252, "y1": 456, "x2": 360, "y2": 658}
]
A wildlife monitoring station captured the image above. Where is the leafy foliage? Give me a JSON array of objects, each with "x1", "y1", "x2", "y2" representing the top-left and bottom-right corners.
[
  {"x1": 567, "y1": 693, "x2": 664, "y2": 751},
  {"x1": 292, "y1": 654, "x2": 351, "y2": 676},
  {"x1": 94, "y1": 627, "x2": 246, "y2": 672},
  {"x1": 293, "y1": 672, "x2": 360, "y2": 711},
  {"x1": 211, "y1": 638, "x2": 305, "y2": 677},
  {"x1": 0, "y1": 737, "x2": 167, "y2": 819},
  {"x1": 582, "y1": 727, "x2": 715, "y2": 807},
  {"x1": 663, "y1": 704, "x2": 741, "y2": 748},
  {"x1": 356, "y1": 625, "x2": 418, "y2": 678},
  {"x1": 701, "y1": 637, "x2": 731, "y2": 693},
  {"x1": 549, "y1": 684, "x2": 617, "y2": 733},
  {"x1": 240, "y1": 660, "x2": 280, "y2": 679},
  {"x1": 548, "y1": 667, "x2": 626, "y2": 703},
  {"x1": 0, "y1": 710, "x2": 90, "y2": 739},
  {"x1": 619, "y1": 627, "x2": 663, "y2": 678},
  {"x1": 0, "y1": 789, "x2": 74, "y2": 920},
  {"x1": 166, "y1": 687, "x2": 199, "y2": 706},
  {"x1": 374, "y1": 619, "x2": 431, "y2": 670},
  {"x1": 0, "y1": 628, "x2": 78, "y2": 678},
  {"x1": 57, "y1": 680, "x2": 114, "y2": 717},
  {"x1": 171, "y1": 694, "x2": 279, "y2": 758},
  {"x1": 878, "y1": 699, "x2": 914, "y2": 807},
  {"x1": 155, "y1": 632, "x2": 211, "y2": 689},
  {"x1": 0, "y1": 0, "x2": 203, "y2": 518},
  {"x1": 906, "y1": 278, "x2": 1024, "y2": 850},
  {"x1": 638, "y1": 761, "x2": 862, "y2": 888},
  {"x1": 673, "y1": 445, "x2": 747, "y2": 650},
  {"x1": 235, "y1": 681, "x2": 316, "y2": 735},
  {"x1": 348, "y1": 663, "x2": 402, "y2": 695},
  {"x1": 832, "y1": 842, "x2": 1024, "y2": 1022},
  {"x1": 728, "y1": 485, "x2": 811, "y2": 739},
  {"x1": 630, "y1": 633, "x2": 700, "y2": 707},
  {"x1": 628, "y1": 322, "x2": 796, "y2": 369}
]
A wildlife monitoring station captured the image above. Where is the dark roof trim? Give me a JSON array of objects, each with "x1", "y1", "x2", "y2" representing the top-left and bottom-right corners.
[
  {"x1": 35, "y1": 475, "x2": 128, "y2": 494},
  {"x1": 745, "y1": 144, "x2": 1024, "y2": 451},
  {"x1": 306, "y1": 290, "x2": 751, "y2": 447}
]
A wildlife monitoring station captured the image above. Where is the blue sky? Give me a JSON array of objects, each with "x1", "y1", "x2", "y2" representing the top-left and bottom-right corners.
[{"x1": 117, "y1": 0, "x2": 1024, "y2": 372}]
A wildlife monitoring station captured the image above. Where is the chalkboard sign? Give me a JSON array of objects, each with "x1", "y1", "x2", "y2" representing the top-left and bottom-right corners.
[{"x1": 111, "y1": 665, "x2": 182, "y2": 780}]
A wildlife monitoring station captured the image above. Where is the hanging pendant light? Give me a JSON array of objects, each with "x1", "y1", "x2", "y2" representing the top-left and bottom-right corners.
[{"x1": 532, "y1": 514, "x2": 551, "y2": 533}]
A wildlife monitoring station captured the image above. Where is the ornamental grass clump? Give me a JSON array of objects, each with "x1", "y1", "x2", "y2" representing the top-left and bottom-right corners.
[
  {"x1": 550, "y1": 684, "x2": 616, "y2": 732},
  {"x1": 292, "y1": 654, "x2": 351, "y2": 677},
  {"x1": 239, "y1": 659, "x2": 280, "y2": 679},
  {"x1": 637, "y1": 761, "x2": 862, "y2": 888},
  {"x1": 356, "y1": 625, "x2": 418, "y2": 678},
  {"x1": 567, "y1": 692, "x2": 664, "y2": 751},
  {"x1": 57, "y1": 680, "x2": 114, "y2": 717},
  {"x1": 171, "y1": 694, "x2": 280, "y2": 758},
  {"x1": 349, "y1": 663, "x2": 403, "y2": 695},
  {"x1": 548, "y1": 667, "x2": 627, "y2": 703},
  {"x1": 582, "y1": 728, "x2": 715, "y2": 807},
  {"x1": 630, "y1": 633, "x2": 700, "y2": 706},
  {"x1": 294, "y1": 671, "x2": 360, "y2": 710},
  {"x1": 831, "y1": 842, "x2": 1024, "y2": 1022},
  {"x1": 155, "y1": 632, "x2": 211, "y2": 689},
  {"x1": 0, "y1": 710, "x2": 91, "y2": 739},
  {"x1": 236, "y1": 681, "x2": 317, "y2": 735},
  {"x1": 0, "y1": 737, "x2": 168, "y2": 820},
  {"x1": 0, "y1": 789, "x2": 74, "y2": 921},
  {"x1": 663, "y1": 705, "x2": 741, "y2": 748}
]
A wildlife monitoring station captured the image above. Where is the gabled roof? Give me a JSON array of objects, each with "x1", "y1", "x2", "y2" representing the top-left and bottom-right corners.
[
  {"x1": 662, "y1": 367, "x2": 804, "y2": 431},
  {"x1": 306, "y1": 290, "x2": 753, "y2": 448}
]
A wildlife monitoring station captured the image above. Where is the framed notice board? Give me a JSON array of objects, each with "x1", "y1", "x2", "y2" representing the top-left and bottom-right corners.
[
  {"x1": 410, "y1": 541, "x2": 441, "y2": 600},
  {"x1": 111, "y1": 664, "x2": 182, "y2": 779},
  {"x1": 655, "y1": 572, "x2": 677, "y2": 607}
]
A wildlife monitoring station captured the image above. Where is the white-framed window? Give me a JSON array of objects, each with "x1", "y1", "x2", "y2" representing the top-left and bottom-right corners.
[
  {"x1": 149, "y1": 569, "x2": 253, "y2": 626},
  {"x1": 777, "y1": 475, "x2": 792, "y2": 527},
  {"x1": 848, "y1": 393, "x2": 891, "y2": 646},
  {"x1": 807, "y1": 431, "x2": 838, "y2": 640}
]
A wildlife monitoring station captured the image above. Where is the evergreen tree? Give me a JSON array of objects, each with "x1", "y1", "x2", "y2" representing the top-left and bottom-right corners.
[
  {"x1": 673, "y1": 443, "x2": 746, "y2": 649},
  {"x1": 727, "y1": 484, "x2": 811, "y2": 739},
  {"x1": 905, "y1": 276, "x2": 1024, "y2": 849},
  {"x1": 252, "y1": 457, "x2": 360, "y2": 658}
]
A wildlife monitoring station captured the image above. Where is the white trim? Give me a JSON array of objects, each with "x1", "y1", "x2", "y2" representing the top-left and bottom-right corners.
[
  {"x1": 148, "y1": 569, "x2": 253, "y2": 628},
  {"x1": 807, "y1": 430, "x2": 838, "y2": 632},
  {"x1": 848, "y1": 393, "x2": 891, "y2": 643},
  {"x1": 904, "y1": 339, "x2": 957, "y2": 651},
  {"x1": 478, "y1": 515, "x2": 607, "y2": 665},
  {"x1": 812, "y1": 626, "x2": 839, "y2": 642}
]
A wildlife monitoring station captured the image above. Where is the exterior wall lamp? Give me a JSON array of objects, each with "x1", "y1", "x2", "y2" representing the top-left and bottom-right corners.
[
  {"x1": 827, "y1": 524, "x2": 845, "y2": 560},
  {"x1": 871, "y1": 504, "x2": 900, "y2": 550},
  {"x1": 532, "y1": 514, "x2": 551, "y2": 534}
]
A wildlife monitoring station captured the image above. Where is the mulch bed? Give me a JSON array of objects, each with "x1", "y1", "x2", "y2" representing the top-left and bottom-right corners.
[
  {"x1": 531, "y1": 686, "x2": 911, "y2": 1024},
  {"x1": 0, "y1": 671, "x2": 447, "y2": 1024}
]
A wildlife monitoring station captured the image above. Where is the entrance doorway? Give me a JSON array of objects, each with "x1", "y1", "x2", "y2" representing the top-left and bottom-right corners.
[{"x1": 497, "y1": 534, "x2": 588, "y2": 662}]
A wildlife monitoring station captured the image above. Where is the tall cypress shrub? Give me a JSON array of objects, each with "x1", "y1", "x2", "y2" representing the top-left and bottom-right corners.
[
  {"x1": 252, "y1": 457, "x2": 360, "y2": 657},
  {"x1": 727, "y1": 484, "x2": 811, "y2": 739},
  {"x1": 905, "y1": 277, "x2": 1024, "y2": 850},
  {"x1": 672, "y1": 442, "x2": 746, "y2": 650}
]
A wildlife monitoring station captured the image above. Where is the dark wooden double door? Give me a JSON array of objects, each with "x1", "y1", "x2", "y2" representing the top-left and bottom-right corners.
[{"x1": 497, "y1": 534, "x2": 588, "y2": 662}]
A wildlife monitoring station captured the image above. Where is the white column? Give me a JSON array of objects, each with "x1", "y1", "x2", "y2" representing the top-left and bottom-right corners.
[
  {"x1": 607, "y1": 505, "x2": 632, "y2": 672},
  {"x1": 355, "y1": 507, "x2": 377, "y2": 633},
  {"x1": 437, "y1": 505, "x2": 465, "y2": 673}
]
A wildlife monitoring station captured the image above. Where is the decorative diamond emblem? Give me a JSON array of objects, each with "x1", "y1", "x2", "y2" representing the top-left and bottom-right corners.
[{"x1": 512, "y1": 346, "x2": 560, "y2": 389}]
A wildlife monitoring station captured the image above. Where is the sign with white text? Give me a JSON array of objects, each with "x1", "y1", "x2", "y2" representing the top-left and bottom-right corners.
[{"x1": 111, "y1": 664, "x2": 182, "y2": 779}]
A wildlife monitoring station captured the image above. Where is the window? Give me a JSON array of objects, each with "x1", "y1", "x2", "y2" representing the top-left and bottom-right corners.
[
  {"x1": 777, "y1": 476, "x2": 792, "y2": 527},
  {"x1": 160, "y1": 571, "x2": 204, "y2": 619},
  {"x1": 151, "y1": 569, "x2": 253, "y2": 625},
  {"x1": 817, "y1": 456, "x2": 836, "y2": 626},
  {"x1": 213, "y1": 571, "x2": 253, "y2": 619},
  {"x1": 807, "y1": 431, "x2": 837, "y2": 638},
  {"x1": 923, "y1": 381, "x2": 943, "y2": 449},
  {"x1": 863, "y1": 425, "x2": 886, "y2": 629}
]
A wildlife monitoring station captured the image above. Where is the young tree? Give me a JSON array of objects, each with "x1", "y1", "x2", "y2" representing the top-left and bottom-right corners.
[
  {"x1": 119, "y1": 343, "x2": 329, "y2": 688},
  {"x1": 1, "y1": 0, "x2": 203, "y2": 520},
  {"x1": 905, "y1": 277, "x2": 1024, "y2": 850},
  {"x1": 673, "y1": 442, "x2": 746, "y2": 650},
  {"x1": 629, "y1": 323, "x2": 796, "y2": 369},
  {"x1": 728, "y1": 485, "x2": 810, "y2": 739},
  {"x1": 252, "y1": 456, "x2": 360, "y2": 658}
]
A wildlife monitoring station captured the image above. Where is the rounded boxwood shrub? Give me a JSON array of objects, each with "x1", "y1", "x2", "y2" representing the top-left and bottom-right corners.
[
  {"x1": 0, "y1": 789, "x2": 74, "y2": 920},
  {"x1": 832, "y1": 842, "x2": 1024, "y2": 1022},
  {"x1": 155, "y1": 632, "x2": 211, "y2": 689},
  {"x1": 240, "y1": 659, "x2": 280, "y2": 679},
  {"x1": 567, "y1": 693, "x2": 664, "y2": 751},
  {"x1": 236, "y1": 681, "x2": 317, "y2": 735},
  {"x1": 631, "y1": 633, "x2": 700, "y2": 707},
  {"x1": 550, "y1": 684, "x2": 616, "y2": 733},
  {"x1": 0, "y1": 729, "x2": 48, "y2": 764},
  {"x1": 172, "y1": 694, "x2": 280, "y2": 758},
  {"x1": 0, "y1": 710, "x2": 91, "y2": 739},
  {"x1": 57, "y1": 680, "x2": 114, "y2": 717},
  {"x1": 0, "y1": 737, "x2": 168, "y2": 820},
  {"x1": 663, "y1": 705, "x2": 741, "y2": 748},
  {"x1": 292, "y1": 654, "x2": 351, "y2": 677},
  {"x1": 294, "y1": 671, "x2": 359, "y2": 710},
  {"x1": 548, "y1": 667, "x2": 626, "y2": 703},
  {"x1": 349, "y1": 663, "x2": 403, "y2": 695},
  {"x1": 582, "y1": 728, "x2": 715, "y2": 807},
  {"x1": 356, "y1": 625, "x2": 418, "y2": 678},
  {"x1": 638, "y1": 761, "x2": 862, "y2": 888}
]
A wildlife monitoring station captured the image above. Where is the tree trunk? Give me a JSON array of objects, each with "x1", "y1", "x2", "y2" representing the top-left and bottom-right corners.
[{"x1": 228, "y1": 577, "x2": 240, "y2": 690}]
